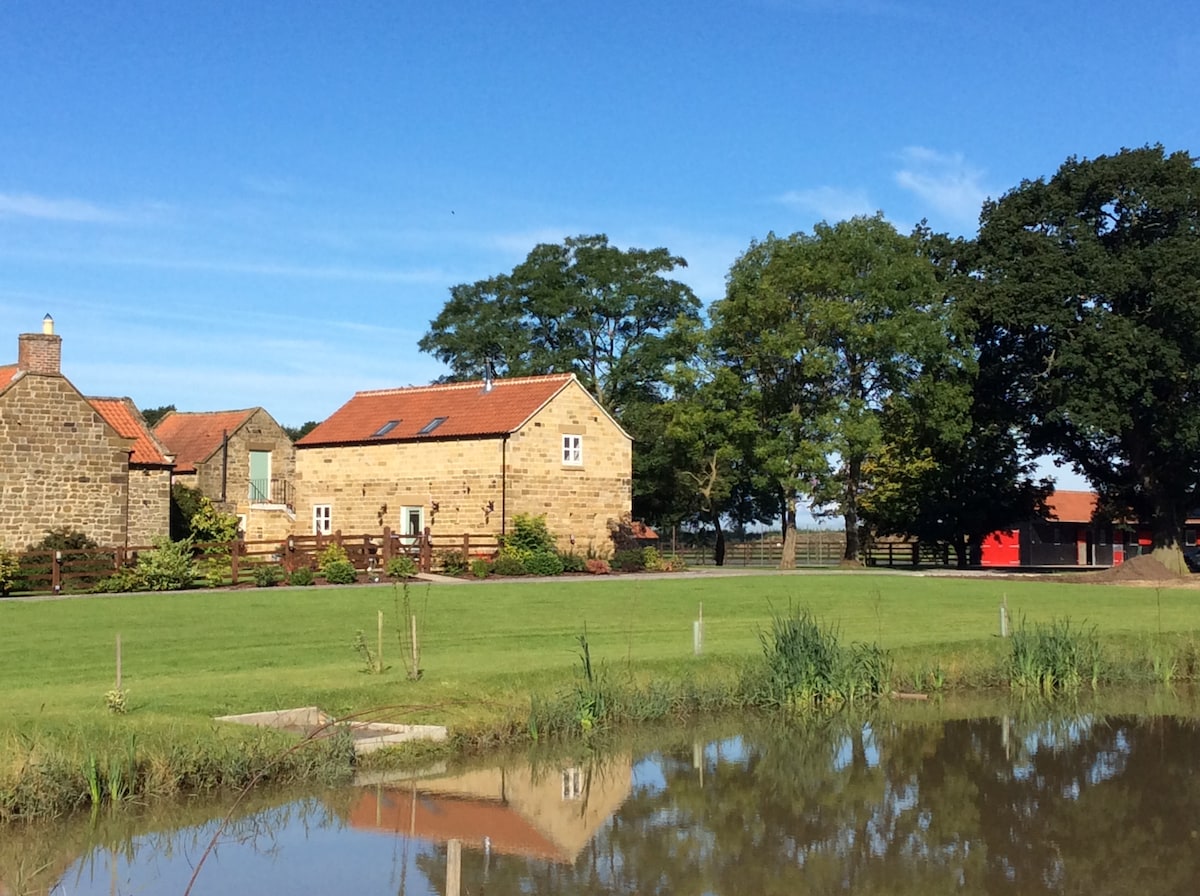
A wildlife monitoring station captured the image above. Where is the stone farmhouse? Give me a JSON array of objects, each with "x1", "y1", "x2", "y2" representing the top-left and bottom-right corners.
[
  {"x1": 153, "y1": 408, "x2": 296, "y2": 542},
  {"x1": 294, "y1": 373, "x2": 632, "y2": 552},
  {"x1": 0, "y1": 318, "x2": 173, "y2": 551}
]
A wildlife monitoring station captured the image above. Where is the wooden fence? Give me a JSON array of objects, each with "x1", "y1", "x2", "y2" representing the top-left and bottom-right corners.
[{"x1": 4, "y1": 528, "x2": 509, "y2": 595}]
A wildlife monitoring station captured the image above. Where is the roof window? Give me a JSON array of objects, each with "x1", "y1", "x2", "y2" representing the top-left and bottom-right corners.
[
  {"x1": 372, "y1": 420, "x2": 401, "y2": 437},
  {"x1": 418, "y1": 416, "x2": 448, "y2": 435}
]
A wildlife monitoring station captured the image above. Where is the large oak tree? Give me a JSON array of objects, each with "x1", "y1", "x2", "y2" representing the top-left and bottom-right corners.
[{"x1": 974, "y1": 145, "x2": 1200, "y2": 567}]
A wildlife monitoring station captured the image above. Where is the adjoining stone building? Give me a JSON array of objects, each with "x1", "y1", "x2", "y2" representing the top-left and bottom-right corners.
[
  {"x1": 294, "y1": 373, "x2": 632, "y2": 553},
  {"x1": 0, "y1": 317, "x2": 173, "y2": 551},
  {"x1": 153, "y1": 408, "x2": 296, "y2": 542}
]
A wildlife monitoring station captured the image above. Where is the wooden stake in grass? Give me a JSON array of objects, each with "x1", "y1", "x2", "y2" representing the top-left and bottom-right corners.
[
  {"x1": 694, "y1": 602, "x2": 704, "y2": 655},
  {"x1": 1000, "y1": 595, "x2": 1009, "y2": 638},
  {"x1": 377, "y1": 610, "x2": 384, "y2": 674},
  {"x1": 410, "y1": 614, "x2": 420, "y2": 680}
]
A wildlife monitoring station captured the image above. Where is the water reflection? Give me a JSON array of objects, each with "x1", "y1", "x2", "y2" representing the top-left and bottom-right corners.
[{"x1": 6, "y1": 712, "x2": 1200, "y2": 895}]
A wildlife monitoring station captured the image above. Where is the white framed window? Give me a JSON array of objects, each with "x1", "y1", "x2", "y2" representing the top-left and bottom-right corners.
[
  {"x1": 399, "y1": 506, "x2": 424, "y2": 545},
  {"x1": 312, "y1": 504, "x2": 332, "y2": 535},
  {"x1": 562, "y1": 434, "x2": 583, "y2": 466}
]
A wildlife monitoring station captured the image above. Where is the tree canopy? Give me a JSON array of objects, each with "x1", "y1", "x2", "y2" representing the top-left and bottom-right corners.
[
  {"x1": 419, "y1": 233, "x2": 701, "y2": 414},
  {"x1": 973, "y1": 145, "x2": 1200, "y2": 561},
  {"x1": 710, "y1": 215, "x2": 963, "y2": 565}
]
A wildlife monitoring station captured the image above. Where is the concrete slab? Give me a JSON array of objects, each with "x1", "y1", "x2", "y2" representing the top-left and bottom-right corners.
[{"x1": 215, "y1": 706, "x2": 447, "y2": 755}]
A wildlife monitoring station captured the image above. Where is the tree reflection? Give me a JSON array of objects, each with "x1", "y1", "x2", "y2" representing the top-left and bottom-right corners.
[{"x1": 419, "y1": 713, "x2": 1200, "y2": 895}]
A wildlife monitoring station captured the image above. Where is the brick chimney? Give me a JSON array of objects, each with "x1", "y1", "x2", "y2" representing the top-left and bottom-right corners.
[{"x1": 17, "y1": 315, "x2": 62, "y2": 375}]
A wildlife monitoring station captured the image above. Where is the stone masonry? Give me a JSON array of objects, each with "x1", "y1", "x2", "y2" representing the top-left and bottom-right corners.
[
  {"x1": 0, "y1": 367, "x2": 135, "y2": 551},
  {"x1": 294, "y1": 378, "x2": 632, "y2": 552}
]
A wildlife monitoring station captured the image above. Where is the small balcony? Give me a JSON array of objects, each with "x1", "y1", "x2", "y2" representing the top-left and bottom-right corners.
[{"x1": 249, "y1": 478, "x2": 294, "y2": 510}]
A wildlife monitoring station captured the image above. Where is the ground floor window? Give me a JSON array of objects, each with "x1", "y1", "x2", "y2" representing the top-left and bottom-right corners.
[{"x1": 313, "y1": 504, "x2": 332, "y2": 535}]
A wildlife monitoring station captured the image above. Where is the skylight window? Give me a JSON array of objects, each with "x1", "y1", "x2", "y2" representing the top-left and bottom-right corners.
[
  {"x1": 372, "y1": 420, "x2": 400, "y2": 437},
  {"x1": 418, "y1": 416, "x2": 448, "y2": 435}
]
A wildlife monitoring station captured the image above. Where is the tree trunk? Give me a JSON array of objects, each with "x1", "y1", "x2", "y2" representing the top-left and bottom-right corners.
[
  {"x1": 712, "y1": 513, "x2": 726, "y2": 567},
  {"x1": 952, "y1": 535, "x2": 968, "y2": 569},
  {"x1": 779, "y1": 496, "x2": 797, "y2": 570},
  {"x1": 842, "y1": 457, "x2": 862, "y2": 564}
]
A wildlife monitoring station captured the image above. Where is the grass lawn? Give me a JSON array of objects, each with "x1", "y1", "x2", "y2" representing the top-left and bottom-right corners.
[
  {"x1": 3, "y1": 568, "x2": 1200, "y2": 818},
  {"x1": 2, "y1": 569, "x2": 1198, "y2": 730}
]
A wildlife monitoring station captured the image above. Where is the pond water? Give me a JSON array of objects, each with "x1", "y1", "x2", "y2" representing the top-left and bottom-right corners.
[{"x1": 6, "y1": 709, "x2": 1200, "y2": 895}]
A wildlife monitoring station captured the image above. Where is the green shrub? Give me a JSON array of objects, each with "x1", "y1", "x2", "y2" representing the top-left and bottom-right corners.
[
  {"x1": 438, "y1": 550, "x2": 470, "y2": 576},
  {"x1": 0, "y1": 550, "x2": 19, "y2": 596},
  {"x1": 317, "y1": 542, "x2": 349, "y2": 571},
  {"x1": 252, "y1": 564, "x2": 282, "y2": 587},
  {"x1": 492, "y1": 553, "x2": 528, "y2": 576},
  {"x1": 642, "y1": 547, "x2": 663, "y2": 571},
  {"x1": 288, "y1": 567, "x2": 315, "y2": 587},
  {"x1": 136, "y1": 539, "x2": 197, "y2": 591},
  {"x1": 505, "y1": 513, "x2": 557, "y2": 553},
  {"x1": 471, "y1": 559, "x2": 492, "y2": 578},
  {"x1": 558, "y1": 551, "x2": 587, "y2": 573},
  {"x1": 322, "y1": 559, "x2": 358, "y2": 585},
  {"x1": 612, "y1": 549, "x2": 646, "y2": 572},
  {"x1": 386, "y1": 556, "x2": 418, "y2": 579},
  {"x1": 188, "y1": 496, "x2": 240, "y2": 546},
  {"x1": 525, "y1": 550, "x2": 565, "y2": 577},
  {"x1": 91, "y1": 568, "x2": 146, "y2": 593}
]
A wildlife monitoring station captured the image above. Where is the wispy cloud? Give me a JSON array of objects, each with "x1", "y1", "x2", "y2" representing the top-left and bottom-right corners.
[
  {"x1": 0, "y1": 192, "x2": 131, "y2": 223},
  {"x1": 894, "y1": 146, "x2": 990, "y2": 228},
  {"x1": 776, "y1": 186, "x2": 876, "y2": 223}
]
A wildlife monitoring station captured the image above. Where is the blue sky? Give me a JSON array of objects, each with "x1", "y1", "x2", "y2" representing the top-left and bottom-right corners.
[{"x1": 2, "y1": 0, "x2": 1197, "y2": 493}]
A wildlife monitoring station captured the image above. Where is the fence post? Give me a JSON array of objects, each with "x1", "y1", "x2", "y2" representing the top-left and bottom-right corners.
[
  {"x1": 381, "y1": 527, "x2": 393, "y2": 564},
  {"x1": 420, "y1": 526, "x2": 433, "y2": 573},
  {"x1": 230, "y1": 539, "x2": 241, "y2": 585},
  {"x1": 463, "y1": 533, "x2": 470, "y2": 559}
]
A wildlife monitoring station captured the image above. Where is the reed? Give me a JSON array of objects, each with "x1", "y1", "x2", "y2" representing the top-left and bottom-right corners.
[
  {"x1": 1008, "y1": 617, "x2": 1103, "y2": 694},
  {"x1": 749, "y1": 606, "x2": 891, "y2": 710}
]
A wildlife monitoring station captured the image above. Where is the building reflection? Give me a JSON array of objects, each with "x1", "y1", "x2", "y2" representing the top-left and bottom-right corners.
[{"x1": 347, "y1": 754, "x2": 633, "y2": 864}]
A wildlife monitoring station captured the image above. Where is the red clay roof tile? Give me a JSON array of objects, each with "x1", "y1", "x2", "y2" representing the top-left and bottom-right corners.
[
  {"x1": 154, "y1": 409, "x2": 257, "y2": 473},
  {"x1": 297, "y1": 373, "x2": 577, "y2": 446},
  {"x1": 0, "y1": 364, "x2": 17, "y2": 391},
  {"x1": 88, "y1": 397, "x2": 173, "y2": 466},
  {"x1": 1044, "y1": 490, "x2": 1097, "y2": 523}
]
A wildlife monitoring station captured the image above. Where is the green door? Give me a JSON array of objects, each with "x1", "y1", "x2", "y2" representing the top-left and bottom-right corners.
[{"x1": 248, "y1": 450, "x2": 270, "y2": 502}]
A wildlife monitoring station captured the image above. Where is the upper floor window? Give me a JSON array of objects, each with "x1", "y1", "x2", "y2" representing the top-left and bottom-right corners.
[{"x1": 562, "y1": 434, "x2": 582, "y2": 466}]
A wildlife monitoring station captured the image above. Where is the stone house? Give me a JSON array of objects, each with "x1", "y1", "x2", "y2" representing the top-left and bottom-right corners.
[
  {"x1": 87, "y1": 397, "x2": 174, "y2": 545},
  {"x1": 0, "y1": 318, "x2": 173, "y2": 551},
  {"x1": 153, "y1": 408, "x2": 296, "y2": 542},
  {"x1": 294, "y1": 373, "x2": 632, "y2": 552}
]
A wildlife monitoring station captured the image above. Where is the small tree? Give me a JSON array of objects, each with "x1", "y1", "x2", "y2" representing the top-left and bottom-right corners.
[{"x1": 189, "y1": 496, "x2": 240, "y2": 545}]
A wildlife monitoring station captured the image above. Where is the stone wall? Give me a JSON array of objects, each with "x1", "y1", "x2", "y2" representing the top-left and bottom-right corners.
[
  {"x1": 293, "y1": 380, "x2": 632, "y2": 551},
  {"x1": 0, "y1": 373, "x2": 134, "y2": 551},
  {"x1": 193, "y1": 408, "x2": 295, "y2": 513},
  {"x1": 505, "y1": 381, "x2": 632, "y2": 553},
  {"x1": 128, "y1": 467, "x2": 172, "y2": 545}
]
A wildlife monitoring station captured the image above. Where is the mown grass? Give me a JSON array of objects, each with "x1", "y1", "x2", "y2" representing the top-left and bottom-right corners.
[{"x1": 2, "y1": 570, "x2": 1200, "y2": 819}]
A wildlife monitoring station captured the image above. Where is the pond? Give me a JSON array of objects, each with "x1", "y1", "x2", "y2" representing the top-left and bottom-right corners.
[{"x1": 6, "y1": 705, "x2": 1200, "y2": 895}]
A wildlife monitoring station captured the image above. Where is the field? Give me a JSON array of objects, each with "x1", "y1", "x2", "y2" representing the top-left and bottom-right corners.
[{"x1": 2, "y1": 568, "x2": 1199, "y2": 818}]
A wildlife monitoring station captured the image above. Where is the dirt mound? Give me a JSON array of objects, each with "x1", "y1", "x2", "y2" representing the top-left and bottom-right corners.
[{"x1": 1076, "y1": 553, "x2": 1183, "y2": 583}]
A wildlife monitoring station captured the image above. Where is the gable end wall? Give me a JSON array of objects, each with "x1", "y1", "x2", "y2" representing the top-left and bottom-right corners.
[{"x1": 0, "y1": 375, "x2": 133, "y2": 550}]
